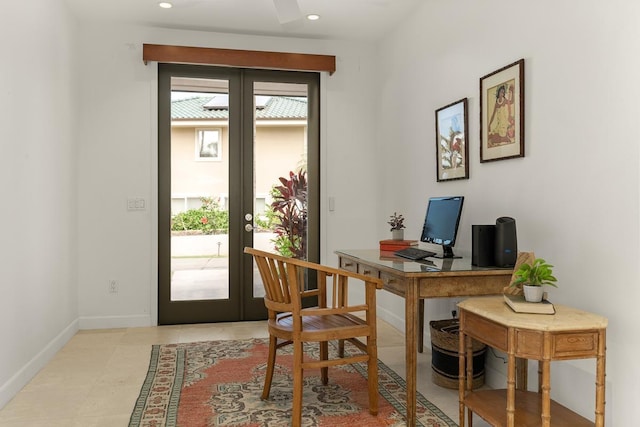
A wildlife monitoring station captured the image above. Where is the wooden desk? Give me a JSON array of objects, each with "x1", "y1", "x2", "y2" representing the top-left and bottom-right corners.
[
  {"x1": 458, "y1": 296, "x2": 607, "y2": 427},
  {"x1": 335, "y1": 249, "x2": 512, "y2": 427}
]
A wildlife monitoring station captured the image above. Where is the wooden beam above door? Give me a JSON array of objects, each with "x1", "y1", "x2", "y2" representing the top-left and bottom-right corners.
[{"x1": 143, "y1": 44, "x2": 336, "y2": 75}]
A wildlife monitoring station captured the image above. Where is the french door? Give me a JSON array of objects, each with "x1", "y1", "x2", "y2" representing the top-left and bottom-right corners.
[{"x1": 158, "y1": 64, "x2": 319, "y2": 324}]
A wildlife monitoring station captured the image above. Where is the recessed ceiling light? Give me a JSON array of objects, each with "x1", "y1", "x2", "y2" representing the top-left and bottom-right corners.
[
  {"x1": 158, "y1": 2, "x2": 173, "y2": 8},
  {"x1": 306, "y1": 14, "x2": 320, "y2": 21}
]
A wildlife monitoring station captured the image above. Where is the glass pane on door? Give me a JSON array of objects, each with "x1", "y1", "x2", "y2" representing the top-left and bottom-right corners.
[
  {"x1": 251, "y1": 82, "x2": 309, "y2": 298},
  {"x1": 170, "y1": 77, "x2": 230, "y2": 301}
]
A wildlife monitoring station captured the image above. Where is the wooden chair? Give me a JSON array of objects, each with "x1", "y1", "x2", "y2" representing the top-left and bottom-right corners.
[{"x1": 244, "y1": 247, "x2": 383, "y2": 427}]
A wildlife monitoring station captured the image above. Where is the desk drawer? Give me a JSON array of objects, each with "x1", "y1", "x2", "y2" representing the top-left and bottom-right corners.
[
  {"x1": 380, "y1": 272, "x2": 406, "y2": 296},
  {"x1": 462, "y1": 311, "x2": 508, "y2": 351},
  {"x1": 339, "y1": 258, "x2": 358, "y2": 273},
  {"x1": 358, "y1": 265, "x2": 379, "y2": 278},
  {"x1": 552, "y1": 331, "x2": 600, "y2": 359}
]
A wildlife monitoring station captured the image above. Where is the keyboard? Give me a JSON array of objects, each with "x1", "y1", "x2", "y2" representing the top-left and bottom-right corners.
[{"x1": 394, "y1": 247, "x2": 436, "y2": 260}]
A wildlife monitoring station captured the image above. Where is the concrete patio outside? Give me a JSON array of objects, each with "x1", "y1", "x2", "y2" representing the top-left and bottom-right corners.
[{"x1": 170, "y1": 232, "x2": 274, "y2": 300}]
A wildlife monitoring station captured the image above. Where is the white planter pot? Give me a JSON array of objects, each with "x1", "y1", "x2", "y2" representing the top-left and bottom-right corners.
[
  {"x1": 391, "y1": 229, "x2": 404, "y2": 240},
  {"x1": 523, "y1": 285, "x2": 544, "y2": 302}
]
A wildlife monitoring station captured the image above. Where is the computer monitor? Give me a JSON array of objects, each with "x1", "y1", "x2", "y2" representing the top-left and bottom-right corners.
[{"x1": 420, "y1": 196, "x2": 464, "y2": 258}]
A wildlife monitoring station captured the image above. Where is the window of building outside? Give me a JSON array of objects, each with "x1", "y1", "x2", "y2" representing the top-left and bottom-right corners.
[{"x1": 196, "y1": 128, "x2": 222, "y2": 161}]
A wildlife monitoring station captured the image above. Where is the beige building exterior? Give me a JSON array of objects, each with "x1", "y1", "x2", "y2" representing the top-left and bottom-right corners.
[{"x1": 170, "y1": 95, "x2": 307, "y2": 214}]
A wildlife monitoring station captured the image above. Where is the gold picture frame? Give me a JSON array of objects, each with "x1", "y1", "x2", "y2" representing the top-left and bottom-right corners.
[
  {"x1": 435, "y1": 98, "x2": 469, "y2": 182},
  {"x1": 480, "y1": 59, "x2": 525, "y2": 162}
]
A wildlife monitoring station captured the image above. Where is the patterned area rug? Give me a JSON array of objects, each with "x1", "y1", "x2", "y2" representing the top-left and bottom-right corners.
[{"x1": 129, "y1": 338, "x2": 457, "y2": 427}]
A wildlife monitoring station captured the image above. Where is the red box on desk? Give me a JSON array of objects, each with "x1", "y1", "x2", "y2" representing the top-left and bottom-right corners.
[{"x1": 379, "y1": 239, "x2": 418, "y2": 252}]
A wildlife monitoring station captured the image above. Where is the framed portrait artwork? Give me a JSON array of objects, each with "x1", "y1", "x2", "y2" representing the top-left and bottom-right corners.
[
  {"x1": 435, "y1": 98, "x2": 469, "y2": 182},
  {"x1": 480, "y1": 58, "x2": 525, "y2": 162}
]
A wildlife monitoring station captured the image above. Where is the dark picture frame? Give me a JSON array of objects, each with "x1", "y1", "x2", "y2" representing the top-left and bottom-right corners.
[
  {"x1": 435, "y1": 98, "x2": 469, "y2": 182},
  {"x1": 480, "y1": 58, "x2": 525, "y2": 162}
]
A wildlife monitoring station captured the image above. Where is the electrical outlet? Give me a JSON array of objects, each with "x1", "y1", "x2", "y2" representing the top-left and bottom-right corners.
[
  {"x1": 127, "y1": 198, "x2": 146, "y2": 211},
  {"x1": 108, "y1": 279, "x2": 119, "y2": 294},
  {"x1": 451, "y1": 298, "x2": 461, "y2": 318}
]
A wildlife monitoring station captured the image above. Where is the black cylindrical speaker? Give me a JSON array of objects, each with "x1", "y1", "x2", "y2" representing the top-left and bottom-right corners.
[
  {"x1": 494, "y1": 217, "x2": 517, "y2": 267},
  {"x1": 472, "y1": 225, "x2": 496, "y2": 267}
]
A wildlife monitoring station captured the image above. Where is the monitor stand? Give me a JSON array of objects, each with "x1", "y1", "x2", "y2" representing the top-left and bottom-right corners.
[{"x1": 433, "y1": 245, "x2": 462, "y2": 259}]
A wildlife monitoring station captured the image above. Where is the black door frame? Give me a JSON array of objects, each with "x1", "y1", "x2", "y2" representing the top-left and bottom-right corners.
[{"x1": 158, "y1": 64, "x2": 320, "y2": 324}]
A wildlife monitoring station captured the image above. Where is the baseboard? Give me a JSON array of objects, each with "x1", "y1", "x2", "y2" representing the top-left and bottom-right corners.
[
  {"x1": 78, "y1": 314, "x2": 152, "y2": 330},
  {"x1": 376, "y1": 305, "x2": 406, "y2": 334},
  {"x1": 0, "y1": 319, "x2": 79, "y2": 410}
]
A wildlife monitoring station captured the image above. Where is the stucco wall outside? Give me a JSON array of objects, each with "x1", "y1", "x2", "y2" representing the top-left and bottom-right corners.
[{"x1": 171, "y1": 123, "x2": 306, "y2": 213}]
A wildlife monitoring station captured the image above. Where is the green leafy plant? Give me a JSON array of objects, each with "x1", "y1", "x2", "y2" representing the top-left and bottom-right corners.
[
  {"x1": 510, "y1": 258, "x2": 558, "y2": 288},
  {"x1": 171, "y1": 197, "x2": 229, "y2": 235},
  {"x1": 270, "y1": 170, "x2": 307, "y2": 259},
  {"x1": 254, "y1": 213, "x2": 273, "y2": 231},
  {"x1": 388, "y1": 212, "x2": 405, "y2": 231}
]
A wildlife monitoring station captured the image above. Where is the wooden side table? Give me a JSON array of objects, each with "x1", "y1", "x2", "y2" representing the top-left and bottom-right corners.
[{"x1": 458, "y1": 296, "x2": 607, "y2": 427}]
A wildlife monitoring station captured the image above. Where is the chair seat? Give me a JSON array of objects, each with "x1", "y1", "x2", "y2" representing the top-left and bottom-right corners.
[{"x1": 270, "y1": 311, "x2": 370, "y2": 341}]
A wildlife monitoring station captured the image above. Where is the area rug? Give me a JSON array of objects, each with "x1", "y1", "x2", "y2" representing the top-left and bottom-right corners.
[{"x1": 129, "y1": 338, "x2": 457, "y2": 427}]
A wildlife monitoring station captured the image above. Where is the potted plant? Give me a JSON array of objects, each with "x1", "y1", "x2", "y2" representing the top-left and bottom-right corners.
[
  {"x1": 510, "y1": 258, "x2": 558, "y2": 302},
  {"x1": 388, "y1": 212, "x2": 406, "y2": 240}
]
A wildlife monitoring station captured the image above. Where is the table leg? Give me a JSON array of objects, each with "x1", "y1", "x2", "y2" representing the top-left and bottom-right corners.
[
  {"x1": 337, "y1": 280, "x2": 348, "y2": 358},
  {"x1": 506, "y1": 328, "x2": 516, "y2": 427},
  {"x1": 466, "y1": 331, "x2": 474, "y2": 427},
  {"x1": 418, "y1": 299, "x2": 424, "y2": 353},
  {"x1": 595, "y1": 329, "x2": 606, "y2": 427},
  {"x1": 540, "y1": 359, "x2": 551, "y2": 427},
  {"x1": 516, "y1": 358, "x2": 528, "y2": 390},
  {"x1": 540, "y1": 331, "x2": 552, "y2": 427},
  {"x1": 405, "y1": 280, "x2": 418, "y2": 426},
  {"x1": 458, "y1": 320, "x2": 466, "y2": 427}
]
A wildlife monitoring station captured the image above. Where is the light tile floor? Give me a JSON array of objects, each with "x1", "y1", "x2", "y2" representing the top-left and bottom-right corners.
[{"x1": 0, "y1": 319, "x2": 490, "y2": 426}]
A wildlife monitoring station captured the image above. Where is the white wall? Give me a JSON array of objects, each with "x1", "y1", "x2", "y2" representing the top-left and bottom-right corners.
[
  {"x1": 74, "y1": 24, "x2": 380, "y2": 328},
  {"x1": 376, "y1": 0, "x2": 640, "y2": 423},
  {"x1": 0, "y1": 0, "x2": 79, "y2": 408}
]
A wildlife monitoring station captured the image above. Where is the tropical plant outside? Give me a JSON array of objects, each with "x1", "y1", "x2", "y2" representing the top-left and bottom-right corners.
[
  {"x1": 169, "y1": 171, "x2": 308, "y2": 260},
  {"x1": 171, "y1": 197, "x2": 229, "y2": 235},
  {"x1": 254, "y1": 202, "x2": 278, "y2": 231},
  {"x1": 270, "y1": 170, "x2": 307, "y2": 259}
]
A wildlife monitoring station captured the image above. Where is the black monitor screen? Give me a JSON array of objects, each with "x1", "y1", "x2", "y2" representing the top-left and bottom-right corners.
[{"x1": 420, "y1": 196, "x2": 464, "y2": 258}]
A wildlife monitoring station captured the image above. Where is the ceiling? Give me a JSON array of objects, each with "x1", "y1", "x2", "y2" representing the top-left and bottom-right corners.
[{"x1": 63, "y1": 0, "x2": 424, "y2": 42}]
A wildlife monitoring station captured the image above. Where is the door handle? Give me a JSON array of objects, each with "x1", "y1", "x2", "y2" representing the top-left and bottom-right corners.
[{"x1": 245, "y1": 224, "x2": 254, "y2": 232}]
